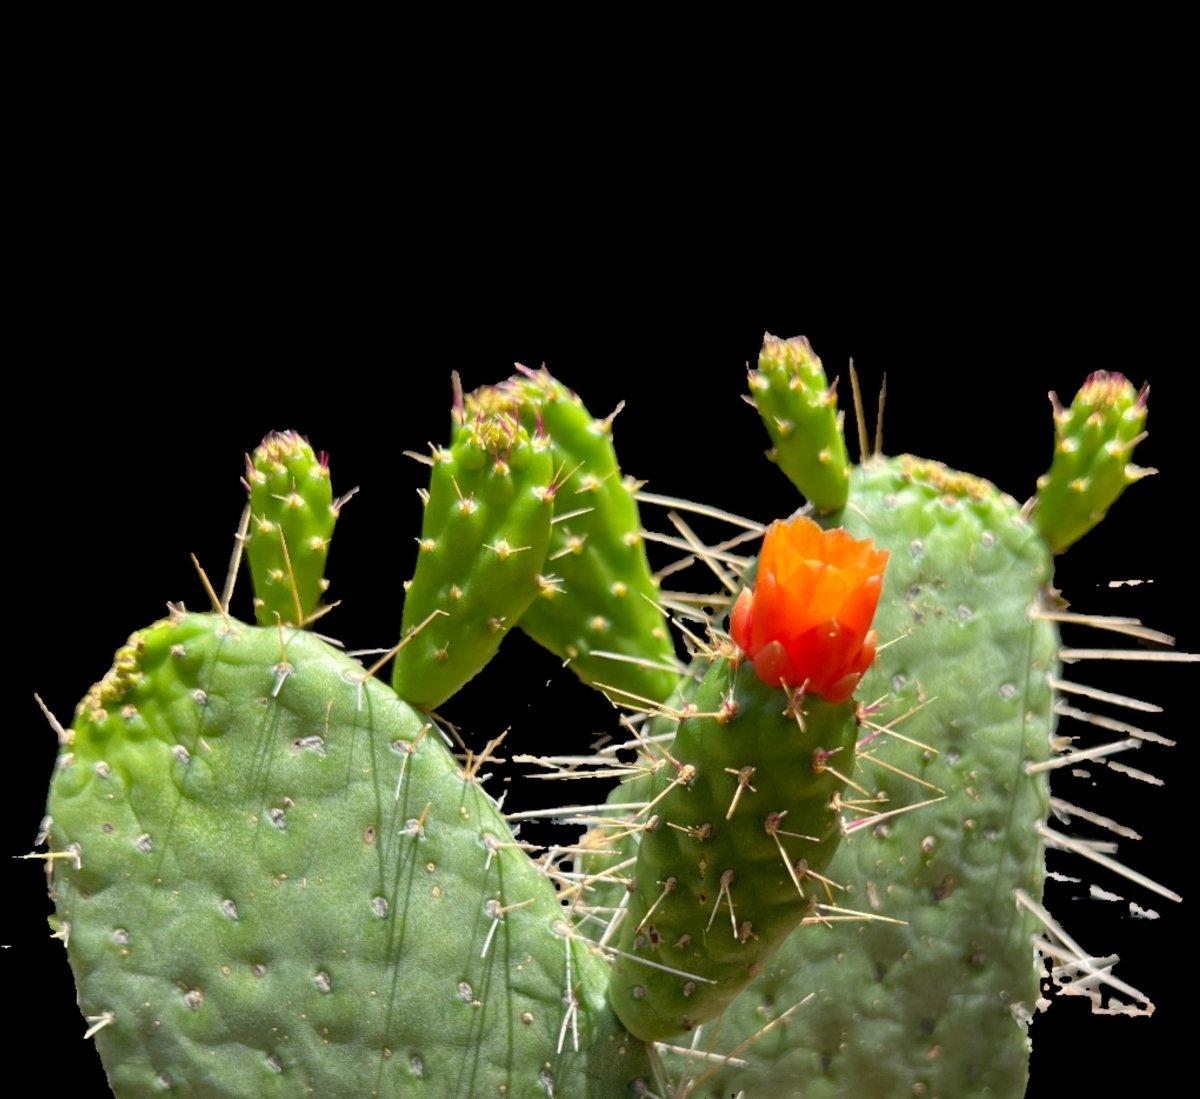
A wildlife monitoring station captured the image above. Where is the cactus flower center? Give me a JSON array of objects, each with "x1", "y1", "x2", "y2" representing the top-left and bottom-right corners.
[{"x1": 731, "y1": 516, "x2": 888, "y2": 702}]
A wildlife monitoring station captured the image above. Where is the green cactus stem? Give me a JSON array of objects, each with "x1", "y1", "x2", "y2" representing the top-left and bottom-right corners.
[
  {"x1": 1033, "y1": 371, "x2": 1152, "y2": 552},
  {"x1": 467, "y1": 367, "x2": 681, "y2": 705},
  {"x1": 748, "y1": 332, "x2": 851, "y2": 513},
  {"x1": 244, "y1": 431, "x2": 340, "y2": 627},
  {"x1": 45, "y1": 611, "x2": 654, "y2": 1098},
  {"x1": 606, "y1": 657, "x2": 860, "y2": 1042},
  {"x1": 393, "y1": 409, "x2": 555, "y2": 709}
]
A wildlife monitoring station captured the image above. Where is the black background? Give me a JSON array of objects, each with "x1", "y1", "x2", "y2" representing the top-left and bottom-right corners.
[{"x1": 7, "y1": 174, "x2": 1189, "y2": 1096}]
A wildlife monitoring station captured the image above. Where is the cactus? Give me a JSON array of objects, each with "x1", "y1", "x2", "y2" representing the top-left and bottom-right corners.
[
  {"x1": 749, "y1": 333, "x2": 850, "y2": 512},
  {"x1": 26, "y1": 339, "x2": 1186, "y2": 1097},
  {"x1": 393, "y1": 407, "x2": 556, "y2": 707},
  {"x1": 653, "y1": 455, "x2": 1061, "y2": 1096},
  {"x1": 607, "y1": 518, "x2": 887, "y2": 1041},
  {"x1": 471, "y1": 366, "x2": 682, "y2": 706},
  {"x1": 243, "y1": 430, "x2": 341, "y2": 628},
  {"x1": 1032, "y1": 371, "x2": 1153, "y2": 553}
]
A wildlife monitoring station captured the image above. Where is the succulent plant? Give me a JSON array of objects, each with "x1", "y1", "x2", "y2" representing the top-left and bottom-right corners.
[{"x1": 22, "y1": 331, "x2": 1187, "y2": 1097}]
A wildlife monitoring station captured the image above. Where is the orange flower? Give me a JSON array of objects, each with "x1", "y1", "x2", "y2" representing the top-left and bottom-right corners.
[{"x1": 730, "y1": 516, "x2": 888, "y2": 702}]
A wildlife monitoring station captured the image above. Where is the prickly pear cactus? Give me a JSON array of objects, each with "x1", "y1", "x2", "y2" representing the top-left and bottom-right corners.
[
  {"x1": 394, "y1": 407, "x2": 556, "y2": 707},
  {"x1": 749, "y1": 332, "x2": 850, "y2": 512},
  {"x1": 574, "y1": 344, "x2": 1183, "y2": 1098},
  {"x1": 30, "y1": 343, "x2": 1184, "y2": 1099},
  {"x1": 244, "y1": 430, "x2": 340, "y2": 627},
  {"x1": 45, "y1": 612, "x2": 651, "y2": 1097},
  {"x1": 467, "y1": 367, "x2": 680, "y2": 705},
  {"x1": 656, "y1": 455, "x2": 1059, "y2": 1097}
]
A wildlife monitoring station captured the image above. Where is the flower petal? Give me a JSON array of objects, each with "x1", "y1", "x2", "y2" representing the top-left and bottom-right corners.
[{"x1": 732, "y1": 517, "x2": 888, "y2": 700}]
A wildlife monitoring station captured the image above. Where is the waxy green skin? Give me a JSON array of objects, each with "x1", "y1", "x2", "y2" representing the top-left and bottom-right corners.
[
  {"x1": 47, "y1": 613, "x2": 652, "y2": 1098},
  {"x1": 471, "y1": 369, "x2": 680, "y2": 706},
  {"x1": 245, "y1": 431, "x2": 338, "y2": 627},
  {"x1": 661, "y1": 456, "x2": 1058, "y2": 1098},
  {"x1": 41, "y1": 344, "x2": 1163, "y2": 1099},
  {"x1": 608, "y1": 662, "x2": 858, "y2": 1041},
  {"x1": 749, "y1": 332, "x2": 850, "y2": 513},
  {"x1": 1034, "y1": 371, "x2": 1151, "y2": 553},
  {"x1": 393, "y1": 415, "x2": 555, "y2": 708}
]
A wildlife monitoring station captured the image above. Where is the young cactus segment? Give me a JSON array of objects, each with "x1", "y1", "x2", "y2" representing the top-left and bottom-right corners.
[
  {"x1": 244, "y1": 431, "x2": 339, "y2": 626},
  {"x1": 607, "y1": 659, "x2": 860, "y2": 1042},
  {"x1": 608, "y1": 515, "x2": 886, "y2": 1042},
  {"x1": 393, "y1": 411, "x2": 554, "y2": 709},
  {"x1": 46, "y1": 612, "x2": 654, "y2": 1097},
  {"x1": 1033, "y1": 371, "x2": 1152, "y2": 552},
  {"x1": 472, "y1": 368, "x2": 680, "y2": 705},
  {"x1": 748, "y1": 333, "x2": 850, "y2": 513}
]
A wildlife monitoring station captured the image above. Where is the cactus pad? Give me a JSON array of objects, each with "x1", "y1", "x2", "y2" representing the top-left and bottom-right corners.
[
  {"x1": 748, "y1": 333, "x2": 851, "y2": 513},
  {"x1": 1034, "y1": 371, "x2": 1151, "y2": 553},
  {"x1": 46, "y1": 612, "x2": 652, "y2": 1097},
  {"x1": 394, "y1": 411, "x2": 555, "y2": 708},
  {"x1": 473, "y1": 368, "x2": 680, "y2": 705},
  {"x1": 245, "y1": 431, "x2": 339, "y2": 627},
  {"x1": 608, "y1": 660, "x2": 860, "y2": 1041}
]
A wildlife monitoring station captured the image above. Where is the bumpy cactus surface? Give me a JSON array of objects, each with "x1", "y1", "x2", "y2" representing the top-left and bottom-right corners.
[
  {"x1": 28, "y1": 335, "x2": 1186, "y2": 1098},
  {"x1": 656, "y1": 455, "x2": 1059, "y2": 1096}
]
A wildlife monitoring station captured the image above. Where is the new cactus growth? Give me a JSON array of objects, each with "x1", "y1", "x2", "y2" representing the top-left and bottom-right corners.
[
  {"x1": 467, "y1": 366, "x2": 681, "y2": 705},
  {"x1": 749, "y1": 333, "x2": 850, "y2": 513},
  {"x1": 1033, "y1": 370, "x2": 1153, "y2": 553},
  {"x1": 394, "y1": 406, "x2": 556, "y2": 708},
  {"x1": 244, "y1": 430, "x2": 340, "y2": 627},
  {"x1": 32, "y1": 342, "x2": 1185, "y2": 1098}
]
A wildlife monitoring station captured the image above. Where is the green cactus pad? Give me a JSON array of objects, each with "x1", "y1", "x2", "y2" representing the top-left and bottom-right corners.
[
  {"x1": 608, "y1": 659, "x2": 858, "y2": 1042},
  {"x1": 748, "y1": 333, "x2": 851, "y2": 513},
  {"x1": 658, "y1": 454, "x2": 1058, "y2": 1099},
  {"x1": 1033, "y1": 371, "x2": 1151, "y2": 552},
  {"x1": 46, "y1": 612, "x2": 653, "y2": 1098},
  {"x1": 470, "y1": 369, "x2": 680, "y2": 705},
  {"x1": 245, "y1": 431, "x2": 339, "y2": 627},
  {"x1": 393, "y1": 412, "x2": 555, "y2": 709}
]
